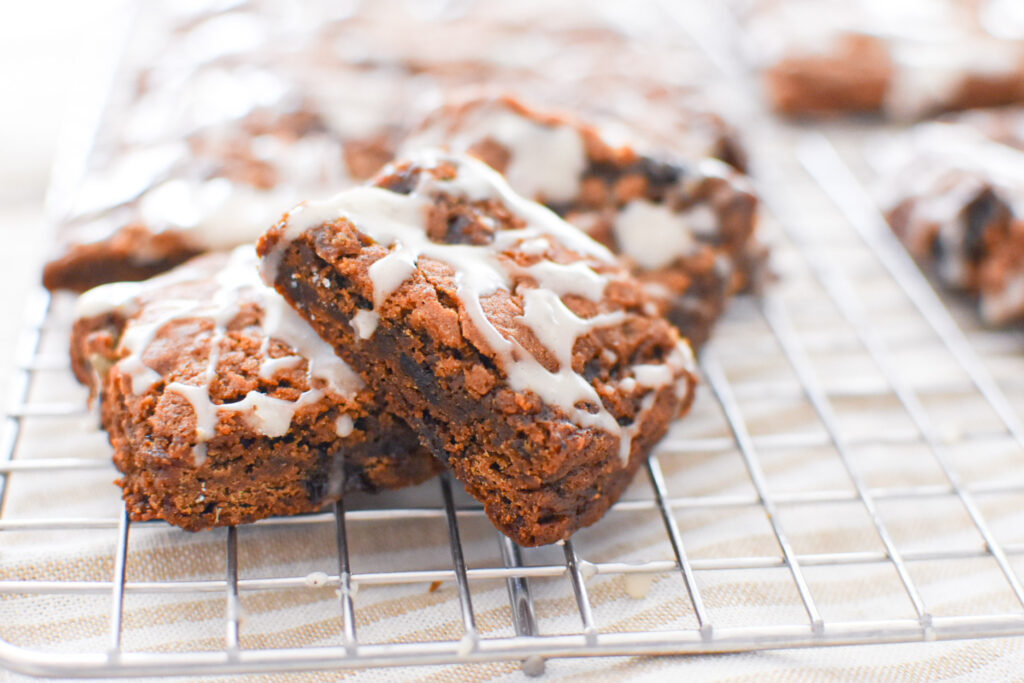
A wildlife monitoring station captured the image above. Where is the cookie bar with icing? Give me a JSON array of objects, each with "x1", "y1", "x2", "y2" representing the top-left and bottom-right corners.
[
  {"x1": 71, "y1": 245, "x2": 438, "y2": 530},
  {"x1": 44, "y1": 67, "x2": 355, "y2": 293},
  {"x1": 879, "y1": 118, "x2": 1024, "y2": 325},
  {"x1": 258, "y1": 152, "x2": 697, "y2": 546},
  {"x1": 46, "y1": 0, "x2": 745, "y2": 293},
  {"x1": 402, "y1": 96, "x2": 762, "y2": 349},
  {"x1": 742, "y1": 0, "x2": 1024, "y2": 119}
]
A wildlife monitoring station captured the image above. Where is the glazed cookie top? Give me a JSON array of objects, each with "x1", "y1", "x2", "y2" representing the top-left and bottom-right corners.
[
  {"x1": 75, "y1": 245, "x2": 364, "y2": 462},
  {"x1": 259, "y1": 151, "x2": 696, "y2": 463},
  {"x1": 401, "y1": 96, "x2": 597, "y2": 205},
  {"x1": 878, "y1": 121, "x2": 1024, "y2": 264},
  {"x1": 64, "y1": 67, "x2": 348, "y2": 255},
  {"x1": 877, "y1": 119, "x2": 1024, "y2": 323},
  {"x1": 401, "y1": 96, "x2": 755, "y2": 271},
  {"x1": 48, "y1": 0, "x2": 743, "y2": 292}
]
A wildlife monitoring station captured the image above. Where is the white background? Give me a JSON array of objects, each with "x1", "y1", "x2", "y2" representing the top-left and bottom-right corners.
[{"x1": 0, "y1": 0, "x2": 120, "y2": 390}]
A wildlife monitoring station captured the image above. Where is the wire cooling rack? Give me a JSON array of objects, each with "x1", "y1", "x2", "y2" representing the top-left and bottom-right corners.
[{"x1": 6, "y1": 2, "x2": 1024, "y2": 680}]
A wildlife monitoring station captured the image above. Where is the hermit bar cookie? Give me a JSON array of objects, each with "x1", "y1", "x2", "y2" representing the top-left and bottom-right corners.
[
  {"x1": 744, "y1": 0, "x2": 1024, "y2": 119},
  {"x1": 71, "y1": 246, "x2": 438, "y2": 530},
  {"x1": 44, "y1": 77, "x2": 351, "y2": 293},
  {"x1": 45, "y1": 0, "x2": 739, "y2": 292},
  {"x1": 402, "y1": 96, "x2": 762, "y2": 348},
  {"x1": 880, "y1": 120, "x2": 1024, "y2": 324},
  {"x1": 258, "y1": 152, "x2": 697, "y2": 546}
]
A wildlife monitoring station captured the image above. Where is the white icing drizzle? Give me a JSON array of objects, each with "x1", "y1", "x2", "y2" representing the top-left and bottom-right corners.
[
  {"x1": 613, "y1": 200, "x2": 700, "y2": 271},
  {"x1": 263, "y1": 152, "x2": 694, "y2": 462},
  {"x1": 402, "y1": 99, "x2": 588, "y2": 203},
  {"x1": 367, "y1": 249, "x2": 420, "y2": 307},
  {"x1": 76, "y1": 281, "x2": 146, "y2": 319},
  {"x1": 879, "y1": 121, "x2": 1024, "y2": 323},
  {"x1": 518, "y1": 237, "x2": 551, "y2": 255},
  {"x1": 217, "y1": 388, "x2": 327, "y2": 439},
  {"x1": 518, "y1": 289, "x2": 624, "y2": 371},
  {"x1": 335, "y1": 414, "x2": 355, "y2": 438},
  {"x1": 77, "y1": 245, "x2": 364, "y2": 463},
  {"x1": 518, "y1": 260, "x2": 610, "y2": 301},
  {"x1": 510, "y1": 288, "x2": 628, "y2": 441},
  {"x1": 350, "y1": 310, "x2": 381, "y2": 339},
  {"x1": 120, "y1": 302, "x2": 196, "y2": 395},
  {"x1": 632, "y1": 363, "x2": 677, "y2": 388},
  {"x1": 138, "y1": 177, "x2": 301, "y2": 251},
  {"x1": 164, "y1": 381, "x2": 221, "y2": 442},
  {"x1": 259, "y1": 355, "x2": 303, "y2": 380}
]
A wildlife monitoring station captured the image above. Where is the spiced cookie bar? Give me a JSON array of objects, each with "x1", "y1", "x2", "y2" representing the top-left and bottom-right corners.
[
  {"x1": 44, "y1": 69, "x2": 352, "y2": 293},
  {"x1": 72, "y1": 246, "x2": 438, "y2": 530},
  {"x1": 258, "y1": 152, "x2": 697, "y2": 546},
  {"x1": 402, "y1": 96, "x2": 762, "y2": 348},
  {"x1": 47, "y1": 0, "x2": 746, "y2": 294},
  {"x1": 879, "y1": 117, "x2": 1024, "y2": 324},
  {"x1": 743, "y1": 0, "x2": 1024, "y2": 119}
]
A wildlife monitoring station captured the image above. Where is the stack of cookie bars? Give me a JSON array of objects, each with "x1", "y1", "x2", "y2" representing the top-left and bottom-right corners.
[{"x1": 57, "y1": 0, "x2": 765, "y2": 545}]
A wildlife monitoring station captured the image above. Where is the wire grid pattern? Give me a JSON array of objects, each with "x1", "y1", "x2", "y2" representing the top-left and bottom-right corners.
[{"x1": 6, "y1": 6, "x2": 1024, "y2": 682}]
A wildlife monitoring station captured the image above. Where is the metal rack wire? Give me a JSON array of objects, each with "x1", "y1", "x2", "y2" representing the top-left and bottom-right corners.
[{"x1": 5, "y1": 1, "x2": 1024, "y2": 679}]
